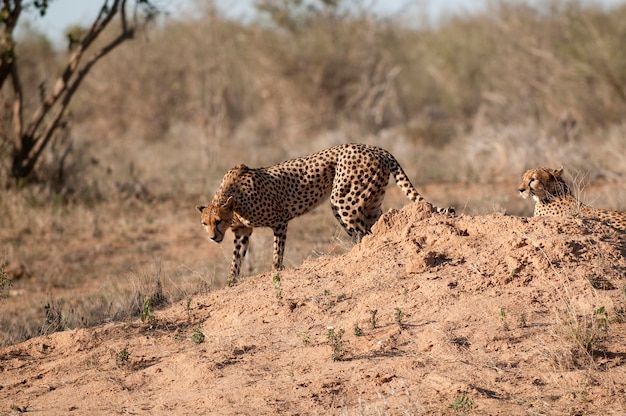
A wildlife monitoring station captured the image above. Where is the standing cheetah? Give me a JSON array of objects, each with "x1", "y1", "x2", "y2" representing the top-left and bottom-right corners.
[
  {"x1": 518, "y1": 167, "x2": 626, "y2": 230},
  {"x1": 196, "y1": 143, "x2": 454, "y2": 284}
]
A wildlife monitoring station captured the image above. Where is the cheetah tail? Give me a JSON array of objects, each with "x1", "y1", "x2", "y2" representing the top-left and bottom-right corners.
[
  {"x1": 388, "y1": 157, "x2": 426, "y2": 204},
  {"x1": 389, "y1": 154, "x2": 456, "y2": 216}
]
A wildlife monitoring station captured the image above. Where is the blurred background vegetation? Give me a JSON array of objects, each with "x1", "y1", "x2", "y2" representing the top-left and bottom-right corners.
[{"x1": 2, "y1": 0, "x2": 626, "y2": 202}]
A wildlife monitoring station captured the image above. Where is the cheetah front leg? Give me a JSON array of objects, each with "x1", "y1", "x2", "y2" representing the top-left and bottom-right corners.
[
  {"x1": 271, "y1": 223, "x2": 288, "y2": 272},
  {"x1": 229, "y1": 226, "x2": 253, "y2": 286}
]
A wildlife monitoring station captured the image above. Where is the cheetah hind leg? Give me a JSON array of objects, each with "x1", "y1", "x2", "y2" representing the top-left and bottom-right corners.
[
  {"x1": 229, "y1": 227, "x2": 253, "y2": 286},
  {"x1": 330, "y1": 201, "x2": 370, "y2": 243},
  {"x1": 362, "y1": 187, "x2": 385, "y2": 232},
  {"x1": 330, "y1": 172, "x2": 376, "y2": 241}
]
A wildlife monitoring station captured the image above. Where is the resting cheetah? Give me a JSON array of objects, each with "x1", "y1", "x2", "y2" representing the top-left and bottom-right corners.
[
  {"x1": 196, "y1": 143, "x2": 454, "y2": 284},
  {"x1": 518, "y1": 167, "x2": 626, "y2": 231}
]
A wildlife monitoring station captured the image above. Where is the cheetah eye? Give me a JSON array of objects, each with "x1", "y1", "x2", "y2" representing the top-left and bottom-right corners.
[
  {"x1": 201, "y1": 221, "x2": 207, "y2": 227},
  {"x1": 215, "y1": 219, "x2": 222, "y2": 227}
]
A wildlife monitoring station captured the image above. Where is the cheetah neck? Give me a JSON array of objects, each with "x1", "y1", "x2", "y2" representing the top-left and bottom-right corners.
[{"x1": 534, "y1": 194, "x2": 586, "y2": 216}]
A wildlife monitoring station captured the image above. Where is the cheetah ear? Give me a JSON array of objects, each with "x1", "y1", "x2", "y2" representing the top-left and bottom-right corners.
[
  {"x1": 224, "y1": 196, "x2": 234, "y2": 209},
  {"x1": 553, "y1": 167, "x2": 564, "y2": 177},
  {"x1": 195, "y1": 205, "x2": 206, "y2": 213}
]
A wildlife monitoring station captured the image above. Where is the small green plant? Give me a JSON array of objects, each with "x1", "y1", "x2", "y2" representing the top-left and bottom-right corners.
[
  {"x1": 594, "y1": 306, "x2": 608, "y2": 330},
  {"x1": 353, "y1": 323, "x2": 363, "y2": 336},
  {"x1": 519, "y1": 312, "x2": 528, "y2": 328},
  {"x1": 369, "y1": 309, "x2": 378, "y2": 329},
  {"x1": 566, "y1": 305, "x2": 609, "y2": 355},
  {"x1": 327, "y1": 327, "x2": 347, "y2": 361},
  {"x1": 449, "y1": 391, "x2": 474, "y2": 413},
  {"x1": 297, "y1": 332, "x2": 311, "y2": 346},
  {"x1": 141, "y1": 296, "x2": 155, "y2": 325},
  {"x1": 117, "y1": 346, "x2": 130, "y2": 366},
  {"x1": 394, "y1": 307, "x2": 404, "y2": 327},
  {"x1": 500, "y1": 307, "x2": 509, "y2": 331},
  {"x1": 190, "y1": 327, "x2": 205, "y2": 344},
  {"x1": 273, "y1": 274, "x2": 282, "y2": 301}
]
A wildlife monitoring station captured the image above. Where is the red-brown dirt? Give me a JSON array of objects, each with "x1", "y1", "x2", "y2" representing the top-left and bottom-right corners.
[{"x1": 2, "y1": 202, "x2": 626, "y2": 415}]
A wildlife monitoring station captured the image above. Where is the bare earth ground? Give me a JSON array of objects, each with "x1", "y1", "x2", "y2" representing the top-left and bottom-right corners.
[{"x1": 2, "y1": 198, "x2": 626, "y2": 415}]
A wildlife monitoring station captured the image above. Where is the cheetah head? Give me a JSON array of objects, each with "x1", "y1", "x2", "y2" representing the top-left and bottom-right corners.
[
  {"x1": 518, "y1": 167, "x2": 570, "y2": 203},
  {"x1": 195, "y1": 197, "x2": 234, "y2": 243}
]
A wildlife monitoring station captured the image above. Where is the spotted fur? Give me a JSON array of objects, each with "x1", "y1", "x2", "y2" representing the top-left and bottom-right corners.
[
  {"x1": 518, "y1": 167, "x2": 626, "y2": 231},
  {"x1": 196, "y1": 143, "x2": 454, "y2": 284}
]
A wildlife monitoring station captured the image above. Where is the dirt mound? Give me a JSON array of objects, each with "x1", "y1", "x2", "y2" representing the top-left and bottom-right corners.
[{"x1": 2, "y1": 203, "x2": 626, "y2": 415}]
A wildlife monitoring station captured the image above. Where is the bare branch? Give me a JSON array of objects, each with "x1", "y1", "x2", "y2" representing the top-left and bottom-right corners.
[
  {"x1": 6, "y1": 0, "x2": 160, "y2": 180},
  {"x1": 23, "y1": 0, "x2": 126, "y2": 141},
  {"x1": 28, "y1": 29, "x2": 134, "y2": 169}
]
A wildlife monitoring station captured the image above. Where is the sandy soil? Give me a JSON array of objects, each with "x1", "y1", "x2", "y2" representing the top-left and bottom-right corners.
[{"x1": 2, "y1": 202, "x2": 626, "y2": 415}]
